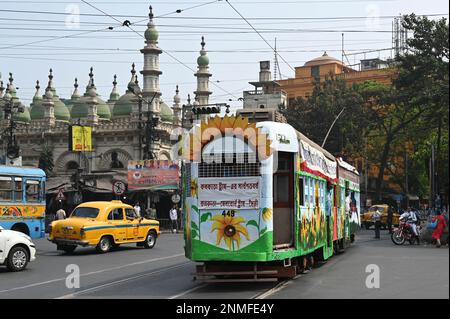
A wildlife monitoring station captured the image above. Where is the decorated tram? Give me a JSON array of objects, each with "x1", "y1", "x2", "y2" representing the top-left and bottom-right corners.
[{"x1": 180, "y1": 116, "x2": 360, "y2": 281}]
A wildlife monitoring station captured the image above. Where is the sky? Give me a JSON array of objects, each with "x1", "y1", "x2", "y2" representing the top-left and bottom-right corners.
[{"x1": 0, "y1": 0, "x2": 448, "y2": 112}]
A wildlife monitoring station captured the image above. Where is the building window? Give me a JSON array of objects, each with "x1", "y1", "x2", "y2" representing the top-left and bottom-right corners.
[{"x1": 311, "y1": 66, "x2": 320, "y2": 78}]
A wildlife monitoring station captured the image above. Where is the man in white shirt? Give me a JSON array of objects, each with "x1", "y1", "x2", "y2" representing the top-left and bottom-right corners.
[
  {"x1": 169, "y1": 205, "x2": 178, "y2": 233},
  {"x1": 134, "y1": 202, "x2": 141, "y2": 218},
  {"x1": 55, "y1": 208, "x2": 66, "y2": 220}
]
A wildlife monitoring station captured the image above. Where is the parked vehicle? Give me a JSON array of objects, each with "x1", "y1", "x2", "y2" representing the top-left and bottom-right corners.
[
  {"x1": 0, "y1": 225, "x2": 36, "y2": 271},
  {"x1": 361, "y1": 204, "x2": 400, "y2": 229},
  {"x1": 0, "y1": 166, "x2": 46, "y2": 239},
  {"x1": 48, "y1": 200, "x2": 160, "y2": 254},
  {"x1": 391, "y1": 220, "x2": 421, "y2": 245}
]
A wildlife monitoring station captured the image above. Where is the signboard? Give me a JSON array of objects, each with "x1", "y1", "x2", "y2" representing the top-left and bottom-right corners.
[
  {"x1": 113, "y1": 181, "x2": 126, "y2": 195},
  {"x1": 127, "y1": 160, "x2": 179, "y2": 190},
  {"x1": 198, "y1": 177, "x2": 260, "y2": 210},
  {"x1": 300, "y1": 140, "x2": 337, "y2": 181},
  {"x1": 56, "y1": 188, "x2": 66, "y2": 201},
  {"x1": 69, "y1": 125, "x2": 92, "y2": 152}
]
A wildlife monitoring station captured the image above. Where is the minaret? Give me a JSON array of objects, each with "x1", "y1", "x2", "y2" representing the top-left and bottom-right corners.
[
  {"x1": 172, "y1": 85, "x2": 182, "y2": 127},
  {"x1": 86, "y1": 67, "x2": 99, "y2": 126},
  {"x1": 194, "y1": 36, "x2": 212, "y2": 112},
  {"x1": 43, "y1": 73, "x2": 55, "y2": 129},
  {"x1": 72, "y1": 78, "x2": 80, "y2": 99},
  {"x1": 182, "y1": 94, "x2": 194, "y2": 130},
  {"x1": 140, "y1": 6, "x2": 162, "y2": 116}
]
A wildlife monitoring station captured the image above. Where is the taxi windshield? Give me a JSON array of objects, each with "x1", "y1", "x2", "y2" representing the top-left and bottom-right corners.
[
  {"x1": 71, "y1": 207, "x2": 100, "y2": 218},
  {"x1": 369, "y1": 206, "x2": 385, "y2": 213}
]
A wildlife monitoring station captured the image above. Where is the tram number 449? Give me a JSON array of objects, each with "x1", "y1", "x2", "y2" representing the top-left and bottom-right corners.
[{"x1": 222, "y1": 210, "x2": 236, "y2": 217}]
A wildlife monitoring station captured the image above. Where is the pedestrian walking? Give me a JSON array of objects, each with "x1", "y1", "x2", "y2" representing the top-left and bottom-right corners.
[
  {"x1": 55, "y1": 207, "x2": 66, "y2": 220},
  {"x1": 431, "y1": 211, "x2": 447, "y2": 248},
  {"x1": 169, "y1": 205, "x2": 178, "y2": 233},
  {"x1": 134, "y1": 202, "x2": 141, "y2": 218},
  {"x1": 372, "y1": 208, "x2": 382, "y2": 239}
]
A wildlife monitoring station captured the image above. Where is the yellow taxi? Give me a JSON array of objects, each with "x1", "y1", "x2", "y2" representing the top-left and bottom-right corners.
[
  {"x1": 360, "y1": 204, "x2": 400, "y2": 229},
  {"x1": 48, "y1": 201, "x2": 160, "y2": 254}
]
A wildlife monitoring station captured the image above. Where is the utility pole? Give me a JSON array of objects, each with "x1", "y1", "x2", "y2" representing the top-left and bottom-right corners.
[{"x1": 322, "y1": 107, "x2": 346, "y2": 148}]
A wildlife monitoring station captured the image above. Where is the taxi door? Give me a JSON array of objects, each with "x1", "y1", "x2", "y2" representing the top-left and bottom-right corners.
[
  {"x1": 125, "y1": 208, "x2": 140, "y2": 241},
  {"x1": 107, "y1": 208, "x2": 127, "y2": 242}
]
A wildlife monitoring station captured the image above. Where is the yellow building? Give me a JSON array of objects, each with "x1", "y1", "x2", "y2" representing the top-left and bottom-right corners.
[
  {"x1": 277, "y1": 52, "x2": 395, "y2": 104},
  {"x1": 277, "y1": 52, "x2": 406, "y2": 207}
]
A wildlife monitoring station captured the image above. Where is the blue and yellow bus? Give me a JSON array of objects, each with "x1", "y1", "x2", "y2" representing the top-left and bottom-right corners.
[{"x1": 0, "y1": 166, "x2": 46, "y2": 239}]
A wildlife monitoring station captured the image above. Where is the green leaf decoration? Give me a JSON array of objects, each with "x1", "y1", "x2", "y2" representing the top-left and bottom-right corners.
[
  {"x1": 191, "y1": 205, "x2": 199, "y2": 213},
  {"x1": 201, "y1": 212, "x2": 212, "y2": 223},
  {"x1": 191, "y1": 221, "x2": 199, "y2": 231},
  {"x1": 246, "y1": 220, "x2": 259, "y2": 229},
  {"x1": 259, "y1": 227, "x2": 267, "y2": 236},
  {"x1": 191, "y1": 229, "x2": 198, "y2": 239}
]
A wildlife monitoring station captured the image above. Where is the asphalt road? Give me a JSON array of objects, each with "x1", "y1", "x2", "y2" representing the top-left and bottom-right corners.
[{"x1": 0, "y1": 230, "x2": 448, "y2": 299}]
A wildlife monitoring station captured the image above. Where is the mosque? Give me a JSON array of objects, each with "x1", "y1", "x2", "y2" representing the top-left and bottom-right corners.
[{"x1": 0, "y1": 7, "x2": 211, "y2": 217}]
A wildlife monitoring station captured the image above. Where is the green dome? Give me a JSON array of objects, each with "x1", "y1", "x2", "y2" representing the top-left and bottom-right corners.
[
  {"x1": 197, "y1": 55, "x2": 209, "y2": 67},
  {"x1": 13, "y1": 105, "x2": 31, "y2": 123},
  {"x1": 70, "y1": 95, "x2": 111, "y2": 120},
  {"x1": 53, "y1": 95, "x2": 71, "y2": 121},
  {"x1": 113, "y1": 92, "x2": 135, "y2": 117},
  {"x1": 97, "y1": 98, "x2": 111, "y2": 120},
  {"x1": 71, "y1": 96, "x2": 89, "y2": 119},
  {"x1": 145, "y1": 27, "x2": 158, "y2": 42},
  {"x1": 160, "y1": 101, "x2": 173, "y2": 123},
  {"x1": 30, "y1": 96, "x2": 44, "y2": 120}
]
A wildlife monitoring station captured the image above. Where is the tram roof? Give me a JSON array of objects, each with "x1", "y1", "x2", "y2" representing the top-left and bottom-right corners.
[
  {"x1": 0, "y1": 165, "x2": 46, "y2": 178},
  {"x1": 295, "y1": 131, "x2": 336, "y2": 161}
]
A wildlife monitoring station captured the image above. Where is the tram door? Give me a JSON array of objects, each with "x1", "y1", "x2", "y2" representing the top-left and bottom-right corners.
[{"x1": 273, "y1": 152, "x2": 295, "y2": 249}]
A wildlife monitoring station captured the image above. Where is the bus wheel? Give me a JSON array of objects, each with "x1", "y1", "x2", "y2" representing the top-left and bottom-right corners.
[{"x1": 11, "y1": 223, "x2": 30, "y2": 236}]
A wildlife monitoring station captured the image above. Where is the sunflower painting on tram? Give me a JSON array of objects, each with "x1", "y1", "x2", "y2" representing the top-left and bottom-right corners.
[{"x1": 210, "y1": 213, "x2": 250, "y2": 251}]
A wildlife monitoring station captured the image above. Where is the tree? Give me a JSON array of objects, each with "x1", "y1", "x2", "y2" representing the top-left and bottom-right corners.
[
  {"x1": 38, "y1": 143, "x2": 54, "y2": 176},
  {"x1": 283, "y1": 74, "x2": 369, "y2": 158},
  {"x1": 395, "y1": 14, "x2": 449, "y2": 206}
]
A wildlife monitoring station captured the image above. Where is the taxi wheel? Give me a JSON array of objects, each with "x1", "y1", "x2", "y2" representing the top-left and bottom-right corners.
[
  {"x1": 6, "y1": 246, "x2": 29, "y2": 272},
  {"x1": 143, "y1": 230, "x2": 157, "y2": 249},
  {"x1": 96, "y1": 236, "x2": 112, "y2": 253}
]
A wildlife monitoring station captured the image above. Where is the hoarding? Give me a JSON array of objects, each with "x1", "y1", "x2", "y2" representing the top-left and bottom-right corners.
[
  {"x1": 69, "y1": 125, "x2": 92, "y2": 152},
  {"x1": 127, "y1": 160, "x2": 179, "y2": 190}
]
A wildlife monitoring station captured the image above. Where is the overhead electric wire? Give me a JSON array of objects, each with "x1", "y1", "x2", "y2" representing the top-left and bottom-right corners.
[
  {"x1": 79, "y1": 0, "x2": 239, "y2": 99},
  {"x1": 0, "y1": 8, "x2": 447, "y2": 20},
  {"x1": 225, "y1": 0, "x2": 295, "y2": 72}
]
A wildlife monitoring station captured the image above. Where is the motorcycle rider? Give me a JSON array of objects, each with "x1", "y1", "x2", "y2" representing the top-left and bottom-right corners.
[{"x1": 399, "y1": 207, "x2": 419, "y2": 244}]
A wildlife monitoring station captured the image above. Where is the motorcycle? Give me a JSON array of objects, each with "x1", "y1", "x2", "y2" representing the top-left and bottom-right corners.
[{"x1": 391, "y1": 220, "x2": 421, "y2": 245}]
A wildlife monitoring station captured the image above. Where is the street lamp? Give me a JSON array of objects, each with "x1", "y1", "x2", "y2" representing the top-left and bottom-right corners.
[
  {"x1": 1, "y1": 76, "x2": 24, "y2": 161},
  {"x1": 127, "y1": 82, "x2": 159, "y2": 160}
]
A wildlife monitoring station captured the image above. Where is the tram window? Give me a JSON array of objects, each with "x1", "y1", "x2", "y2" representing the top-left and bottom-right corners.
[
  {"x1": 15, "y1": 178, "x2": 23, "y2": 202},
  {"x1": 309, "y1": 178, "x2": 314, "y2": 204},
  {"x1": 299, "y1": 177, "x2": 305, "y2": 206},
  {"x1": 26, "y1": 180, "x2": 40, "y2": 202},
  {"x1": 0, "y1": 176, "x2": 12, "y2": 201}
]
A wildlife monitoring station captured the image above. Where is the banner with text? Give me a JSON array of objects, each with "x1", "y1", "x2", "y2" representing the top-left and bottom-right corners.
[
  {"x1": 128, "y1": 160, "x2": 179, "y2": 190},
  {"x1": 198, "y1": 177, "x2": 261, "y2": 209}
]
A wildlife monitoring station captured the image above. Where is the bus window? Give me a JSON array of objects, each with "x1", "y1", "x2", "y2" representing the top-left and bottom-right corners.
[
  {"x1": 14, "y1": 177, "x2": 23, "y2": 202},
  {"x1": 0, "y1": 176, "x2": 12, "y2": 201},
  {"x1": 26, "y1": 180, "x2": 40, "y2": 203}
]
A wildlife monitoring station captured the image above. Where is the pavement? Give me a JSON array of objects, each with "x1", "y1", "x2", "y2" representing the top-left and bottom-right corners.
[{"x1": 0, "y1": 229, "x2": 448, "y2": 299}]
